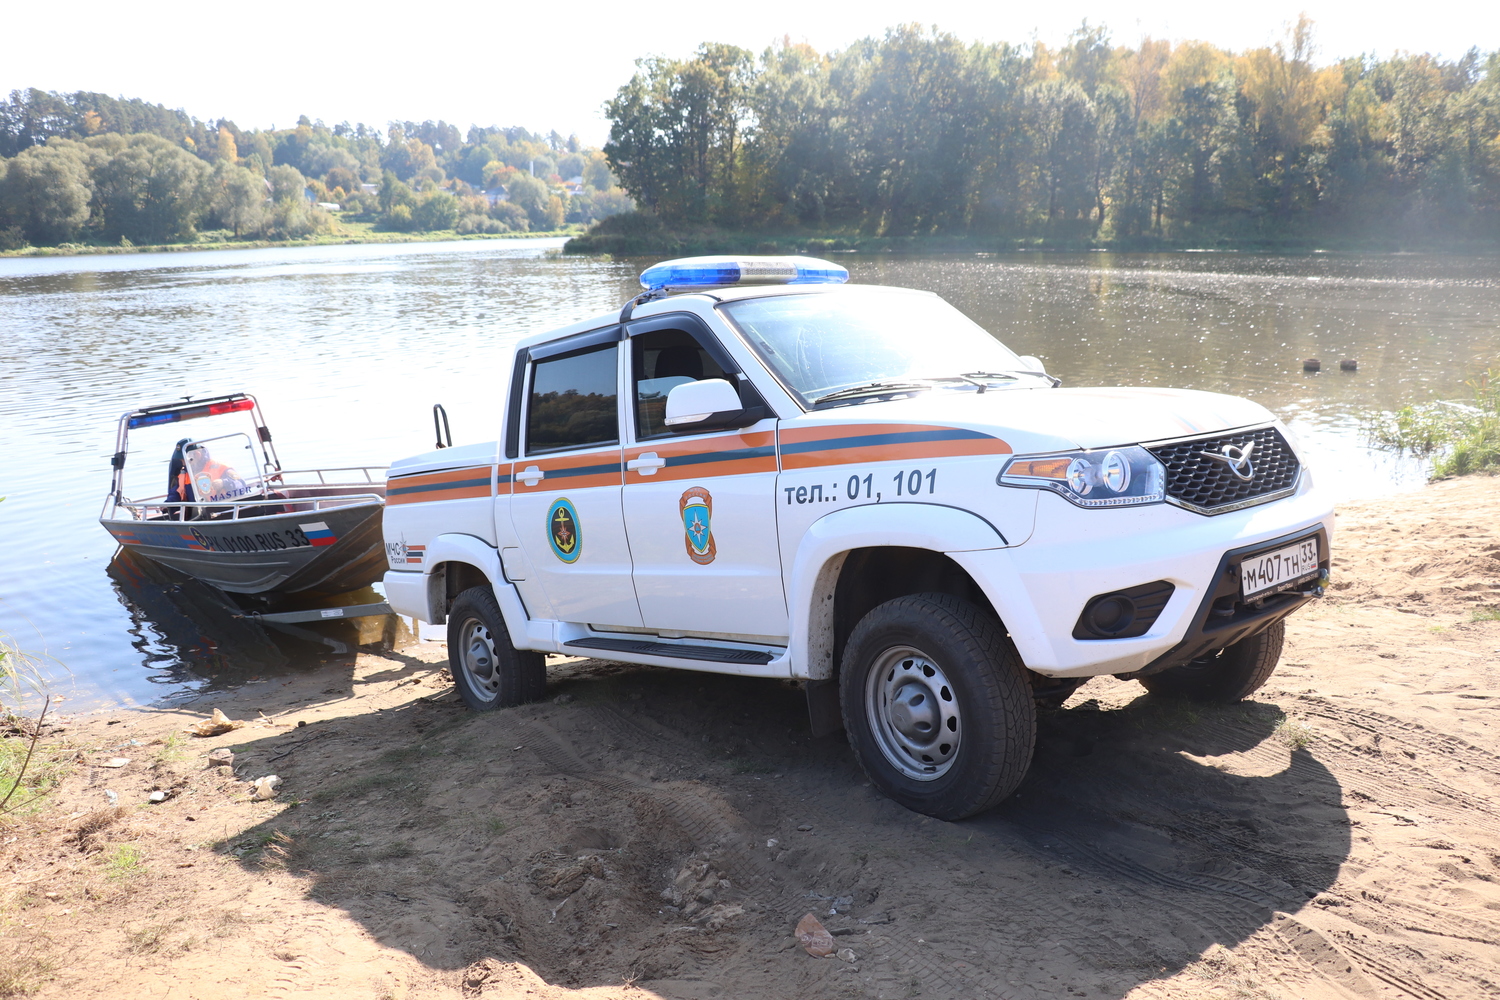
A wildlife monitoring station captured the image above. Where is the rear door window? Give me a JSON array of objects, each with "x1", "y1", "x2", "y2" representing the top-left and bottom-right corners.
[{"x1": 526, "y1": 344, "x2": 619, "y2": 453}]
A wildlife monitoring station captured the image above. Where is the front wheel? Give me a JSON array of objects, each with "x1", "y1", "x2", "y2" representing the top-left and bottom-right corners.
[
  {"x1": 839, "y1": 593, "x2": 1036, "y2": 821},
  {"x1": 446, "y1": 586, "x2": 546, "y2": 711},
  {"x1": 1138, "y1": 620, "x2": 1284, "y2": 702}
]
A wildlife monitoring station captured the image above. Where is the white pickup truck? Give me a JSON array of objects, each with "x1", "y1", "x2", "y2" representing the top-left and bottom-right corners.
[{"x1": 382, "y1": 256, "x2": 1332, "y2": 820}]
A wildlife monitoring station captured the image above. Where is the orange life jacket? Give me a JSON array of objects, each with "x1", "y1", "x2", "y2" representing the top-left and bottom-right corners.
[{"x1": 178, "y1": 458, "x2": 235, "y2": 502}]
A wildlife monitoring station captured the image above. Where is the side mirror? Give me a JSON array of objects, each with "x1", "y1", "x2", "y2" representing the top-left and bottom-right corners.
[
  {"x1": 1017, "y1": 355, "x2": 1046, "y2": 374},
  {"x1": 664, "y1": 378, "x2": 764, "y2": 433}
]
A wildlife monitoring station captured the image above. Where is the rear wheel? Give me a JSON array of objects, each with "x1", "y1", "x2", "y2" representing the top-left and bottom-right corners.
[
  {"x1": 839, "y1": 593, "x2": 1035, "y2": 821},
  {"x1": 446, "y1": 586, "x2": 546, "y2": 711},
  {"x1": 1138, "y1": 621, "x2": 1284, "y2": 702}
]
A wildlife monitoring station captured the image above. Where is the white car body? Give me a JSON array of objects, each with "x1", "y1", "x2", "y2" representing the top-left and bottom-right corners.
[{"x1": 381, "y1": 281, "x2": 1332, "y2": 700}]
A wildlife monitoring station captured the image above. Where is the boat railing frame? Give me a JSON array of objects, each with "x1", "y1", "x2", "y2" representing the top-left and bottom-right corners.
[
  {"x1": 103, "y1": 466, "x2": 388, "y2": 524},
  {"x1": 269, "y1": 466, "x2": 387, "y2": 485}
]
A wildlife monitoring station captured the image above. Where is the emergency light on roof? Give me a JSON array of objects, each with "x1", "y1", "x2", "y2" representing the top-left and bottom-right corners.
[{"x1": 639, "y1": 255, "x2": 849, "y2": 292}]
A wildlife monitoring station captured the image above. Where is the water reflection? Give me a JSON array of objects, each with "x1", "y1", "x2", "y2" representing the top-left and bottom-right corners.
[
  {"x1": 1, "y1": 243, "x2": 1493, "y2": 707},
  {"x1": 106, "y1": 547, "x2": 401, "y2": 700},
  {"x1": 107, "y1": 548, "x2": 293, "y2": 685}
]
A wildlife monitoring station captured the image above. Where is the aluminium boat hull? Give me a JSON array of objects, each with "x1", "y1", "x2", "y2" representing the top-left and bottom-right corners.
[{"x1": 102, "y1": 500, "x2": 385, "y2": 597}]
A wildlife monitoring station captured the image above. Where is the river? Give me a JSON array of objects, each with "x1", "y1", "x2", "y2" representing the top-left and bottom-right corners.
[{"x1": 1, "y1": 241, "x2": 1495, "y2": 709}]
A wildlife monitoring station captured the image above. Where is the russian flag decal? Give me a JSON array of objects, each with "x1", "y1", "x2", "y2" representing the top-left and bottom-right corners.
[{"x1": 300, "y1": 522, "x2": 338, "y2": 547}]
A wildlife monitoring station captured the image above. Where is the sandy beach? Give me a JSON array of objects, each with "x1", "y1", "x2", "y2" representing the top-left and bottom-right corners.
[{"x1": 3, "y1": 475, "x2": 1498, "y2": 1000}]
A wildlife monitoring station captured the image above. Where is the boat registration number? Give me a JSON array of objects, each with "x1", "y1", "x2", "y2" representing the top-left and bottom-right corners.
[{"x1": 1241, "y1": 536, "x2": 1320, "y2": 599}]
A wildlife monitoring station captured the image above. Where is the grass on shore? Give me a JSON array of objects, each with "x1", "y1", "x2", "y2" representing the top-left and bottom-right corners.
[
  {"x1": 1365, "y1": 369, "x2": 1500, "y2": 478},
  {"x1": 0, "y1": 216, "x2": 581, "y2": 259}
]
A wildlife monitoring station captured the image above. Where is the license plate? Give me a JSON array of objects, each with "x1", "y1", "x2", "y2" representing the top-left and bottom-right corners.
[{"x1": 1240, "y1": 536, "x2": 1321, "y2": 599}]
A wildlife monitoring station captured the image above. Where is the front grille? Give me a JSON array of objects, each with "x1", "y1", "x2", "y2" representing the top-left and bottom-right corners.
[{"x1": 1146, "y1": 426, "x2": 1300, "y2": 514}]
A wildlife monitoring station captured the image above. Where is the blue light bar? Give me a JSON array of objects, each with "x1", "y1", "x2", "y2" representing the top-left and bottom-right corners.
[{"x1": 639, "y1": 255, "x2": 849, "y2": 292}]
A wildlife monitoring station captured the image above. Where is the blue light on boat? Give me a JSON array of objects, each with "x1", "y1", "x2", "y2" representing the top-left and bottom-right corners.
[
  {"x1": 126, "y1": 398, "x2": 256, "y2": 429},
  {"x1": 639, "y1": 255, "x2": 849, "y2": 291}
]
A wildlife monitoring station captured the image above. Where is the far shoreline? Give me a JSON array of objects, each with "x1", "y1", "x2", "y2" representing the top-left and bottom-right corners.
[
  {"x1": 563, "y1": 228, "x2": 1500, "y2": 259},
  {"x1": 10, "y1": 225, "x2": 1500, "y2": 263},
  {"x1": 560, "y1": 212, "x2": 1500, "y2": 258},
  {"x1": 0, "y1": 226, "x2": 575, "y2": 261}
]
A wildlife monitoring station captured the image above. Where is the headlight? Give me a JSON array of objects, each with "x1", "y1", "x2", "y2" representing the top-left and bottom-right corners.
[{"x1": 998, "y1": 446, "x2": 1166, "y2": 508}]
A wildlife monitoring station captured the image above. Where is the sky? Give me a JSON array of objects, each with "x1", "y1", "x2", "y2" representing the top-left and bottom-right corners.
[{"x1": 6, "y1": 0, "x2": 1497, "y2": 148}]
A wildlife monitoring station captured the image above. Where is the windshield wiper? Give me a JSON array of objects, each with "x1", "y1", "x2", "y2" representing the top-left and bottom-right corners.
[
  {"x1": 811, "y1": 370, "x2": 1045, "y2": 408},
  {"x1": 812, "y1": 380, "x2": 934, "y2": 407},
  {"x1": 920, "y1": 373, "x2": 1022, "y2": 394},
  {"x1": 963, "y1": 368, "x2": 1060, "y2": 388}
]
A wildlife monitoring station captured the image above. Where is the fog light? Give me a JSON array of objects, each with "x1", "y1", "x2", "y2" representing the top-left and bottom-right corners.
[
  {"x1": 1073, "y1": 581, "x2": 1176, "y2": 640},
  {"x1": 1087, "y1": 595, "x2": 1136, "y2": 635}
]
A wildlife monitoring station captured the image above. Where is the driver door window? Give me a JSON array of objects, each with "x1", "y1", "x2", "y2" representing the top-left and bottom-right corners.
[{"x1": 632, "y1": 331, "x2": 730, "y2": 439}]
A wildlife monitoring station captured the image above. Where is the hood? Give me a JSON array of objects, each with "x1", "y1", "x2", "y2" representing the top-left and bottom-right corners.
[{"x1": 797, "y1": 386, "x2": 1277, "y2": 454}]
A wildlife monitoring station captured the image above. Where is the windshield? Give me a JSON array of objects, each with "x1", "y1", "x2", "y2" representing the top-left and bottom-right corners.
[{"x1": 719, "y1": 288, "x2": 1026, "y2": 405}]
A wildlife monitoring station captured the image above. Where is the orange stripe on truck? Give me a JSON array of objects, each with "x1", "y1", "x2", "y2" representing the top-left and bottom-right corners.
[
  {"x1": 512, "y1": 448, "x2": 623, "y2": 492},
  {"x1": 386, "y1": 465, "x2": 495, "y2": 505},
  {"x1": 625, "y1": 431, "x2": 777, "y2": 482},
  {"x1": 779, "y1": 424, "x2": 1011, "y2": 469}
]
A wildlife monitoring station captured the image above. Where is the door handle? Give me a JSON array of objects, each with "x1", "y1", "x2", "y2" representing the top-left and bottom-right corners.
[
  {"x1": 626, "y1": 452, "x2": 666, "y2": 476},
  {"x1": 517, "y1": 465, "x2": 545, "y2": 487}
]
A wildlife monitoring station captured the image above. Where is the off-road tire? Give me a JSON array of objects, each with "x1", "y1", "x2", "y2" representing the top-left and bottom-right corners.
[
  {"x1": 1138, "y1": 620, "x2": 1284, "y2": 702},
  {"x1": 446, "y1": 586, "x2": 546, "y2": 711},
  {"x1": 839, "y1": 593, "x2": 1036, "y2": 821}
]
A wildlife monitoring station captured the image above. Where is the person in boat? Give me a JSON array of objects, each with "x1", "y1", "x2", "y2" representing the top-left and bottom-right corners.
[
  {"x1": 166, "y1": 438, "x2": 194, "y2": 505},
  {"x1": 168, "y1": 441, "x2": 248, "y2": 508}
]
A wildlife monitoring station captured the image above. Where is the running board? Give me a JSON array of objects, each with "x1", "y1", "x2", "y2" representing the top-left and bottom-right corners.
[
  {"x1": 239, "y1": 601, "x2": 394, "y2": 624},
  {"x1": 563, "y1": 637, "x2": 774, "y2": 665}
]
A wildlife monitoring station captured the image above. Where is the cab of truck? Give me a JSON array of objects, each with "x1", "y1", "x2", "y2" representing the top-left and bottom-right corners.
[{"x1": 382, "y1": 256, "x2": 1332, "y2": 820}]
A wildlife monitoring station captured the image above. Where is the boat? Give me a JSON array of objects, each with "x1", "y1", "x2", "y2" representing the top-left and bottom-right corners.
[{"x1": 100, "y1": 393, "x2": 388, "y2": 597}]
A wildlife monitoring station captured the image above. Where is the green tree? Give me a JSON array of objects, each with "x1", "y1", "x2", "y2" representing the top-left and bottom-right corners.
[
  {"x1": 504, "y1": 172, "x2": 552, "y2": 228},
  {"x1": 604, "y1": 43, "x2": 755, "y2": 223},
  {"x1": 0, "y1": 141, "x2": 92, "y2": 244},
  {"x1": 411, "y1": 191, "x2": 459, "y2": 230},
  {"x1": 90, "y1": 134, "x2": 210, "y2": 244},
  {"x1": 384, "y1": 203, "x2": 414, "y2": 231},
  {"x1": 324, "y1": 166, "x2": 359, "y2": 196},
  {"x1": 267, "y1": 196, "x2": 329, "y2": 238},
  {"x1": 207, "y1": 161, "x2": 267, "y2": 237},
  {"x1": 1023, "y1": 78, "x2": 1100, "y2": 231},
  {"x1": 266, "y1": 163, "x2": 306, "y2": 202},
  {"x1": 488, "y1": 200, "x2": 529, "y2": 231},
  {"x1": 379, "y1": 170, "x2": 415, "y2": 211},
  {"x1": 581, "y1": 152, "x2": 615, "y2": 191},
  {"x1": 381, "y1": 128, "x2": 439, "y2": 181}
]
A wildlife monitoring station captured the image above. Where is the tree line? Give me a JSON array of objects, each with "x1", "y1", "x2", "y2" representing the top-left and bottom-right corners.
[
  {"x1": 603, "y1": 19, "x2": 1500, "y2": 242},
  {"x1": 0, "y1": 90, "x2": 632, "y2": 249}
]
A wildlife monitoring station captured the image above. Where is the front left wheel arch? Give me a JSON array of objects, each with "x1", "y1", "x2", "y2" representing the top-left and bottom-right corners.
[{"x1": 785, "y1": 503, "x2": 1017, "y2": 682}]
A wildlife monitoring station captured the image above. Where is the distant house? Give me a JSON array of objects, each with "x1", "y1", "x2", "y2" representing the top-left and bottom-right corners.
[
  {"x1": 482, "y1": 186, "x2": 509, "y2": 206},
  {"x1": 360, "y1": 183, "x2": 379, "y2": 196},
  {"x1": 563, "y1": 176, "x2": 586, "y2": 197},
  {"x1": 317, "y1": 202, "x2": 341, "y2": 211}
]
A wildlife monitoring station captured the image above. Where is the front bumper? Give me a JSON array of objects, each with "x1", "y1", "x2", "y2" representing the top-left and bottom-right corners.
[{"x1": 948, "y1": 476, "x2": 1334, "y2": 678}]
